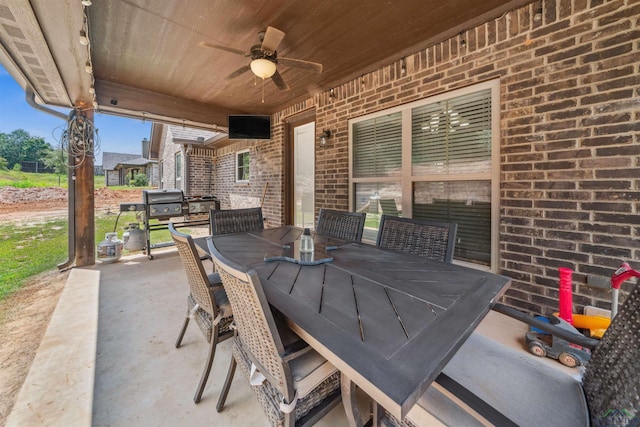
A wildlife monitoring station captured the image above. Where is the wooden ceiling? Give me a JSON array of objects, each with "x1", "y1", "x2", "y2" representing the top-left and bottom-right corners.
[{"x1": 0, "y1": 0, "x2": 531, "y2": 130}]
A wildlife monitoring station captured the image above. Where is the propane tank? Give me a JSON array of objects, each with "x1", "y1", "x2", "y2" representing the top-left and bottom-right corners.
[
  {"x1": 97, "y1": 232, "x2": 123, "y2": 263},
  {"x1": 123, "y1": 222, "x2": 146, "y2": 251}
]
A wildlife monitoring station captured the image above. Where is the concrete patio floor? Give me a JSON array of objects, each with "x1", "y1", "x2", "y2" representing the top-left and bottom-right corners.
[{"x1": 7, "y1": 243, "x2": 579, "y2": 426}]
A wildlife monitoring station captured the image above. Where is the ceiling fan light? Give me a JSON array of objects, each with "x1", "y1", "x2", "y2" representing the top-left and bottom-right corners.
[{"x1": 250, "y1": 58, "x2": 276, "y2": 79}]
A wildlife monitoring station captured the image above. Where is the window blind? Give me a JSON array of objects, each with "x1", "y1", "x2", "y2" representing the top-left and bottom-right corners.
[
  {"x1": 353, "y1": 112, "x2": 402, "y2": 178},
  {"x1": 412, "y1": 89, "x2": 491, "y2": 175}
]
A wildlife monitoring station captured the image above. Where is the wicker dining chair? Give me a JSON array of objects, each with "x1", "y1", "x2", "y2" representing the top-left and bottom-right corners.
[
  {"x1": 169, "y1": 223, "x2": 234, "y2": 404},
  {"x1": 376, "y1": 215, "x2": 458, "y2": 263},
  {"x1": 208, "y1": 238, "x2": 342, "y2": 427},
  {"x1": 209, "y1": 207, "x2": 264, "y2": 236},
  {"x1": 382, "y1": 282, "x2": 640, "y2": 427},
  {"x1": 316, "y1": 209, "x2": 366, "y2": 242}
]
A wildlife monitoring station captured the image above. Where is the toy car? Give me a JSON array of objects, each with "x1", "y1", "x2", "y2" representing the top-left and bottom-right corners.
[{"x1": 525, "y1": 316, "x2": 592, "y2": 368}]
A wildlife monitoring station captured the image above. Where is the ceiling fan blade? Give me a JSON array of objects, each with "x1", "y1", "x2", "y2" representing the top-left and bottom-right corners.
[
  {"x1": 261, "y1": 26, "x2": 285, "y2": 53},
  {"x1": 198, "y1": 41, "x2": 248, "y2": 57},
  {"x1": 277, "y1": 57, "x2": 323, "y2": 73},
  {"x1": 226, "y1": 65, "x2": 251, "y2": 80},
  {"x1": 271, "y1": 70, "x2": 290, "y2": 91}
]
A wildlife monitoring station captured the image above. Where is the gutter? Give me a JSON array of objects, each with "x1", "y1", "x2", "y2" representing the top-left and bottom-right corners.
[
  {"x1": 25, "y1": 87, "x2": 75, "y2": 270},
  {"x1": 25, "y1": 87, "x2": 68, "y2": 120}
]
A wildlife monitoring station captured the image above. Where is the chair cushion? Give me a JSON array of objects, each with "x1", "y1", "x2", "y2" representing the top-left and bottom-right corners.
[
  {"x1": 289, "y1": 349, "x2": 337, "y2": 398},
  {"x1": 409, "y1": 333, "x2": 589, "y2": 427},
  {"x1": 211, "y1": 287, "x2": 232, "y2": 319},
  {"x1": 207, "y1": 272, "x2": 222, "y2": 287}
]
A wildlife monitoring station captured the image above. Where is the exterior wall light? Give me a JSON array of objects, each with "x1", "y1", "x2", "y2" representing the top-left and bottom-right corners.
[{"x1": 320, "y1": 129, "x2": 331, "y2": 146}]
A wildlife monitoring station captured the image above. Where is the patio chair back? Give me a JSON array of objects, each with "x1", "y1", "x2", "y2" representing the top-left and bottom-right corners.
[
  {"x1": 316, "y1": 209, "x2": 366, "y2": 242},
  {"x1": 209, "y1": 207, "x2": 264, "y2": 236},
  {"x1": 169, "y1": 222, "x2": 234, "y2": 403},
  {"x1": 210, "y1": 241, "x2": 292, "y2": 391},
  {"x1": 582, "y1": 281, "x2": 640, "y2": 426},
  {"x1": 209, "y1": 238, "x2": 341, "y2": 426},
  {"x1": 376, "y1": 215, "x2": 458, "y2": 263},
  {"x1": 170, "y1": 222, "x2": 217, "y2": 319}
]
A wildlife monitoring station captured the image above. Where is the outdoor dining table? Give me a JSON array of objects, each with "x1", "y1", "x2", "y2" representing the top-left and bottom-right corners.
[{"x1": 201, "y1": 226, "x2": 512, "y2": 425}]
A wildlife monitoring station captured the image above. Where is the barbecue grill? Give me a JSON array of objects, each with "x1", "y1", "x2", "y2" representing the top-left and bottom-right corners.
[
  {"x1": 120, "y1": 189, "x2": 219, "y2": 259},
  {"x1": 144, "y1": 189, "x2": 184, "y2": 219}
]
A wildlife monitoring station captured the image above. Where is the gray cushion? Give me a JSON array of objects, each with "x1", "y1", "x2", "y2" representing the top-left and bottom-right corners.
[
  {"x1": 414, "y1": 333, "x2": 589, "y2": 427},
  {"x1": 207, "y1": 272, "x2": 222, "y2": 287},
  {"x1": 211, "y1": 286, "x2": 232, "y2": 318}
]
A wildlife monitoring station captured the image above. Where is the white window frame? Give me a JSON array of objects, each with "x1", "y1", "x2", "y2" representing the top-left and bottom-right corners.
[
  {"x1": 175, "y1": 152, "x2": 182, "y2": 188},
  {"x1": 235, "y1": 149, "x2": 250, "y2": 183},
  {"x1": 348, "y1": 79, "x2": 500, "y2": 271}
]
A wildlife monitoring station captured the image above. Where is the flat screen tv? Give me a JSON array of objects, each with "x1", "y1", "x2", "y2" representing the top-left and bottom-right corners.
[{"x1": 228, "y1": 114, "x2": 271, "y2": 140}]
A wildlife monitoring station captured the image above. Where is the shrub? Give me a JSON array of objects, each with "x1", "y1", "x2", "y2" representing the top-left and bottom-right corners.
[
  {"x1": 12, "y1": 163, "x2": 21, "y2": 171},
  {"x1": 132, "y1": 173, "x2": 148, "y2": 187},
  {"x1": 0, "y1": 157, "x2": 7, "y2": 170}
]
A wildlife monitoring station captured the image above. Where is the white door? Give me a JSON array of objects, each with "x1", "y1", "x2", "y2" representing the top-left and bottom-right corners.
[{"x1": 294, "y1": 122, "x2": 315, "y2": 228}]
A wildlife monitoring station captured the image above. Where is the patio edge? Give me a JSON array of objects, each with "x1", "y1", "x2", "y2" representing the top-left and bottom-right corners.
[{"x1": 6, "y1": 268, "x2": 100, "y2": 427}]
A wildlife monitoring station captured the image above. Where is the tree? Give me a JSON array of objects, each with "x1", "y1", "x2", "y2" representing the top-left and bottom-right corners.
[
  {"x1": 0, "y1": 129, "x2": 52, "y2": 168},
  {"x1": 43, "y1": 147, "x2": 68, "y2": 176}
]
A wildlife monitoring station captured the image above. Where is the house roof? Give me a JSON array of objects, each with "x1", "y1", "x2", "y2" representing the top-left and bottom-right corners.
[
  {"x1": 102, "y1": 152, "x2": 143, "y2": 171},
  {"x1": 116, "y1": 157, "x2": 156, "y2": 167}
]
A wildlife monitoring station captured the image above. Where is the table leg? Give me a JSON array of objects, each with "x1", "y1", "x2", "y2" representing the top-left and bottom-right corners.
[
  {"x1": 371, "y1": 400, "x2": 383, "y2": 426},
  {"x1": 341, "y1": 372, "x2": 363, "y2": 427}
]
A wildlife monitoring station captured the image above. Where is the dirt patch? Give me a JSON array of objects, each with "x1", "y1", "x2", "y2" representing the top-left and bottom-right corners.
[
  {"x1": 0, "y1": 269, "x2": 68, "y2": 424},
  {"x1": 0, "y1": 186, "x2": 143, "y2": 223},
  {"x1": 0, "y1": 186, "x2": 142, "y2": 425}
]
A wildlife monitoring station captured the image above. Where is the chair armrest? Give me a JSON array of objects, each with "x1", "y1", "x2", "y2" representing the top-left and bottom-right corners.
[
  {"x1": 281, "y1": 339, "x2": 312, "y2": 362},
  {"x1": 492, "y1": 303, "x2": 600, "y2": 350}
]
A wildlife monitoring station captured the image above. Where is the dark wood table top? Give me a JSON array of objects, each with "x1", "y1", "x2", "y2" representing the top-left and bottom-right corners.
[{"x1": 204, "y1": 226, "x2": 511, "y2": 420}]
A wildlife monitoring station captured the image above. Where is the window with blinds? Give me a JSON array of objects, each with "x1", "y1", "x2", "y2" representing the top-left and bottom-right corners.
[
  {"x1": 412, "y1": 89, "x2": 492, "y2": 176},
  {"x1": 350, "y1": 80, "x2": 498, "y2": 269},
  {"x1": 352, "y1": 112, "x2": 402, "y2": 178}
]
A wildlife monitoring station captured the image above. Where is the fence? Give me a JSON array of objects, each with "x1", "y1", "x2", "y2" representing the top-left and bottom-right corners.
[{"x1": 20, "y1": 161, "x2": 54, "y2": 173}]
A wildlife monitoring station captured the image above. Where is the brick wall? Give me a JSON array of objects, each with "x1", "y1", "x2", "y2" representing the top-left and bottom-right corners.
[
  {"x1": 187, "y1": 147, "x2": 215, "y2": 197},
  {"x1": 213, "y1": 136, "x2": 285, "y2": 227},
  {"x1": 158, "y1": 126, "x2": 181, "y2": 190},
  {"x1": 268, "y1": 0, "x2": 638, "y2": 315}
]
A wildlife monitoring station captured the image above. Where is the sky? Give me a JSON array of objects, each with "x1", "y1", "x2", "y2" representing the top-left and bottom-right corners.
[{"x1": 0, "y1": 64, "x2": 152, "y2": 166}]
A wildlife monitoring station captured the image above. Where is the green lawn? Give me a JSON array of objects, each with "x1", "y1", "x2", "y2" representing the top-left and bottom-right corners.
[
  {"x1": 0, "y1": 210, "x2": 196, "y2": 301},
  {"x1": 0, "y1": 172, "x2": 161, "y2": 301},
  {"x1": 0, "y1": 170, "x2": 106, "y2": 189}
]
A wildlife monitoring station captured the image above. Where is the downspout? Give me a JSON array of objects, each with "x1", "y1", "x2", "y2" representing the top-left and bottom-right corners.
[{"x1": 25, "y1": 87, "x2": 75, "y2": 270}]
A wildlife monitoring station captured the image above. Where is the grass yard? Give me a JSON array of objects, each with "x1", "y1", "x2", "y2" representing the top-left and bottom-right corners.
[
  {"x1": 0, "y1": 212, "x2": 198, "y2": 301},
  {"x1": 0, "y1": 210, "x2": 187, "y2": 301},
  {"x1": 0, "y1": 170, "x2": 105, "y2": 188}
]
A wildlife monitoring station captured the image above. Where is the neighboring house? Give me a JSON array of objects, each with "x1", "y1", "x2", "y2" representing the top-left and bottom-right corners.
[
  {"x1": 102, "y1": 151, "x2": 157, "y2": 187},
  {"x1": 149, "y1": 124, "x2": 226, "y2": 197}
]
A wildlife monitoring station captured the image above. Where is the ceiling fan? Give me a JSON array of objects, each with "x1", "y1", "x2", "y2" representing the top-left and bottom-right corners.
[{"x1": 199, "y1": 26, "x2": 323, "y2": 91}]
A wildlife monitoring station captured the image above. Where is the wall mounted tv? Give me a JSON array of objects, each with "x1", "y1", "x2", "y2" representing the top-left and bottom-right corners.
[{"x1": 228, "y1": 114, "x2": 271, "y2": 140}]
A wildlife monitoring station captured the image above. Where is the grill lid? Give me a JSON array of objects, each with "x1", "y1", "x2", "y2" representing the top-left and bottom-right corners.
[{"x1": 143, "y1": 189, "x2": 184, "y2": 204}]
